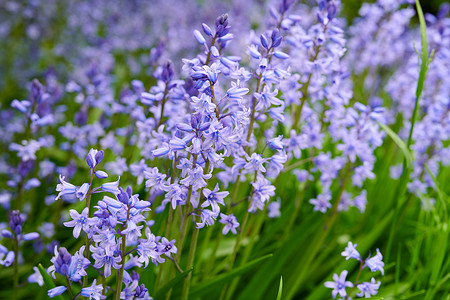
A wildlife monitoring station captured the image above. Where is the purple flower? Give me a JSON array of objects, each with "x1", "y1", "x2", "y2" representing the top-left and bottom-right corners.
[
  {"x1": 90, "y1": 244, "x2": 122, "y2": 278},
  {"x1": 81, "y1": 279, "x2": 106, "y2": 300},
  {"x1": 202, "y1": 184, "x2": 229, "y2": 213},
  {"x1": 180, "y1": 166, "x2": 211, "y2": 191},
  {"x1": 196, "y1": 209, "x2": 217, "y2": 229},
  {"x1": 219, "y1": 213, "x2": 239, "y2": 235},
  {"x1": 48, "y1": 286, "x2": 67, "y2": 298},
  {"x1": 245, "y1": 153, "x2": 267, "y2": 173},
  {"x1": 86, "y1": 148, "x2": 104, "y2": 169},
  {"x1": 268, "y1": 201, "x2": 281, "y2": 218},
  {"x1": 365, "y1": 248, "x2": 384, "y2": 275},
  {"x1": 324, "y1": 270, "x2": 353, "y2": 299},
  {"x1": 309, "y1": 193, "x2": 332, "y2": 213},
  {"x1": 341, "y1": 241, "x2": 361, "y2": 261},
  {"x1": 64, "y1": 207, "x2": 91, "y2": 238},
  {"x1": 101, "y1": 177, "x2": 121, "y2": 195},
  {"x1": 28, "y1": 266, "x2": 44, "y2": 286},
  {"x1": 55, "y1": 175, "x2": 77, "y2": 201},
  {"x1": 158, "y1": 238, "x2": 177, "y2": 257},
  {"x1": 356, "y1": 278, "x2": 381, "y2": 298}
]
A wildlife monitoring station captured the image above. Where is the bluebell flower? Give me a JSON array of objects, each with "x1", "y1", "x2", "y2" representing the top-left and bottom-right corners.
[
  {"x1": 101, "y1": 177, "x2": 121, "y2": 195},
  {"x1": 90, "y1": 243, "x2": 122, "y2": 278},
  {"x1": 193, "y1": 30, "x2": 206, "y2": 45},
  {"x1": 27, "y1": 266, "x2": 44, "y2": 286},
  {"x1": 245, "y1": 153, "x2": 267, "y2": 173},
  {"x1": 158, "y1": 238, "x2": 177, "y2": 257},
  {"x1": 81, "y1": 279, "x2": 106, "y2": 300},
  {"x1": 63, "y1": 208, "x2": 91, "y2": 238},
  {"x1": 309, "y1": 193, "x2": 332, "y2": 213},
  {"x1": 219, "y1": 213, "x2": 239, "y2": 234},
  {"x1": 137, "y1": 228, "x2": 164, "y2": 267},
  {"x1": 356, "y1": 278, "x2": 381, "y2": 298},
  {"x1": 86, "y1": 148, "x2": 104, "y2": 169},
  {"x1": 55, "y1": 175, "x2": 77, "y2": 201},
  {"x1": 365, "y1": 248, "x2": 384, "y2": 275},
  {"x1": 202, "y1": 184, "x2": 229, "y2": 213},
  {"x1": 324, "y1": 270, "x2": 353, "y2": 299},
  {"x1": 49, "y1": 247, "x2": 72, "y2": 278},
  {"x1": 76, "y1": 183, "x2": 90, "y2": 201},
  {"x1": 268, "y1": 201, "x2": 281, "y2": 218},
  {"x1": 180, "y1": 166, "x2": 211, "y2": 191},
  {"x1": 1, "y1": 251, "x2": 14, "y2": 267},
  {"x1": 48, "y1": 286, "x2": 67, "y2": 298},
  {"x1": 341, "y1": 241, "x2": 361, "y2": 261},
  {"x1": 9, "y1": 140, "x2": 41, "y2": 162},
  {"x1": 196, "y1": 209, "x2": 218, "y2": 229},
  {"x1": 251, "y1": 175, "x2": 275, "y2": 212}
]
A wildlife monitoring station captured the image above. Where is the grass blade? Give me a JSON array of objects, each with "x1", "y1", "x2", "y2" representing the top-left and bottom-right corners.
[
  {"x1": 37, "y1": 264, "x2": 65, "y2": 300},
  {"x1": 187, "y1": 254, "x2": 273, "y2": 298},
  {"x1": 276, "y1": 276, "x2": 283, "y2": 300},
  {"x1": 378, "y1": 122, "x2": 413, "y2": 169},
  {"x1": 154, "y1": 268, "x2": 193, "y2": 300}
]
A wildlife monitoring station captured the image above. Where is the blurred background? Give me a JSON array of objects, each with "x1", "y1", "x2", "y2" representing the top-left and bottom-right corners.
[{"x1": 1, "y1": 0, "x2": 448, "y2": 104}]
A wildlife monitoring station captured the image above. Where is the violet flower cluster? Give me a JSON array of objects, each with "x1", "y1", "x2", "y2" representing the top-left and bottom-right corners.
[
  {"x1": 325, "y1": 242, "x2": 384, "y2": 299},
  {"x1": 0, "y1": 0, "x2": 448, "y2": 299}
]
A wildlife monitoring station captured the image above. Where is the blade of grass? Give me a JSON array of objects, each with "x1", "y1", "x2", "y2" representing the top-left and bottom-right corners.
[
  {"x1": 276, "y1": 276, "x2": 283, "y2": 300},
  {"x1": 37, "y1": 264, "x2": 65, "y2": 300},
  {"x1": 154, "y1": 268, "x2": 193, "y2": 300},
  {"x1": 187, "y1": 254, "x2": 273, "y2": 298}
]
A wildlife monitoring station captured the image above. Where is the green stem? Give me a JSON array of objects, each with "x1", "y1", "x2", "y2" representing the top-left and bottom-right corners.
[
  {"x1": 181, "y1": 227, "x2": 200, "y2": 300},
  {"x1": 114, "y1": 208, "x2": 130, "y2": 300},
  {"x1": 285, "y1": 162, "x2": 352, "y2": 300},
  {"x1": 345, "y1": 260, "x2": 364, "y2": 299},
  {"x1": 66, "y1": 277, "x2": 74, "y2": 300},
  {"x1": 13, "y1": 235, "x2": 18, "y2": 300}
]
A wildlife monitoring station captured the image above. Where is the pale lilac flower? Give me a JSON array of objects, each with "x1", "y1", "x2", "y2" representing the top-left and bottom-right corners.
[
  {"x1": 310, "y1": 193, "x2": 332, "y2": 213},
  {"x1": 27, "y1": 266, "x2": 44, "y2": 286},
  {"x1": 86, "y1": 149, "x2": 104, "y2": 169},
  {"x1": 158, "y1": 238, "x2": 177, "y2": 257},
  {"x1": 101, "y1": 177, "x2": 121, "y2": 195},
  {"x1": 365, "y1": 248, "x2": 384, "y2": 275},
  {"x1": 268, "y1": 201, "x2": 281, "y2": 218},
  {"x1": 356, "y1": 278, "x2": 381, "y2": 298},
  {"x1": 324, "y1": 270, "x2": 353, "y2": 299},
  {"x1": 219, "y1": 213, "x2": 239, "y2": 234},
  {"x1": 341, "y1": 242, "x2": 361, "y2": 261},
  {"x1": 64, "y1": 208, "x2": 90, "y2": 238},
  {"x1": 81, "y1": 279, "x2": 106, "y2": 300},
  {"x1": 48, "y1": 286, "x2": 67, "y2": 298},
  {"x1": 202, "y1": 184, "x2": 229, "y2": 213}
]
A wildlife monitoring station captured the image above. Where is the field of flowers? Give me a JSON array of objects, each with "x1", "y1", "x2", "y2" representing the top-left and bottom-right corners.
[{"x1": 1, "y1": 0, "x2": 449, "y2": 299}]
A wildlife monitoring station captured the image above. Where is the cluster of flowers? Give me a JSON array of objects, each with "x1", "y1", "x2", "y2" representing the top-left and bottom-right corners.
[
  {"x1": 325, "y1": 242, "x2": 384, "y2": 299},
  {"x1": 0, "y1": 0, "x2": 448, "y2": 299}
]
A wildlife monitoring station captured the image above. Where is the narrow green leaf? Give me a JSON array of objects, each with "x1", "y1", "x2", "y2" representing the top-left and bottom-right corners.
[
  {"x1": 425, "y1": 165, "x2": 448, "y2": 221},
  {"x1": 37, "y1": 264, "x2": 65, "y2": 300},
  {"x1": 188, "y1": 254, "x2": 273, "y2": 298},
  {"x1": 154, "y1": 268, "x2": 193, "y2": 300},
  {"x1": 276, "y1": 276, "x2": 283, "y2": 300},
  {"x1": 414, "y1": 0, "x2": 429, "y2": 100},
  {"x1": 378, "y1": 122, "x2": 413, "y2": 169}
]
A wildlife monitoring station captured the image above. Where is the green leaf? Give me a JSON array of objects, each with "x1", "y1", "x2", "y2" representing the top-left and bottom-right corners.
[
  {"x1": 425, "y1": 165, "x2": 448, "y2": 221},
  {"x1": 154, "y1": 268, "x2": 193, "y2": 300},
  {"x1": 188, "y1": 254, "x2": 273, "y2": 298},
  {"x1": 37, "y1": 264, "x2": 65, "y2": 300},
  {"x1": 378, "y1": 122, "x2": 413, "y2": 169},
  {"x1": 276, "y1": 276, "x2": 283, "y2": 300},
  {"x1": 415, "y1": 0, "x2": 429, "y2": 100}
]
